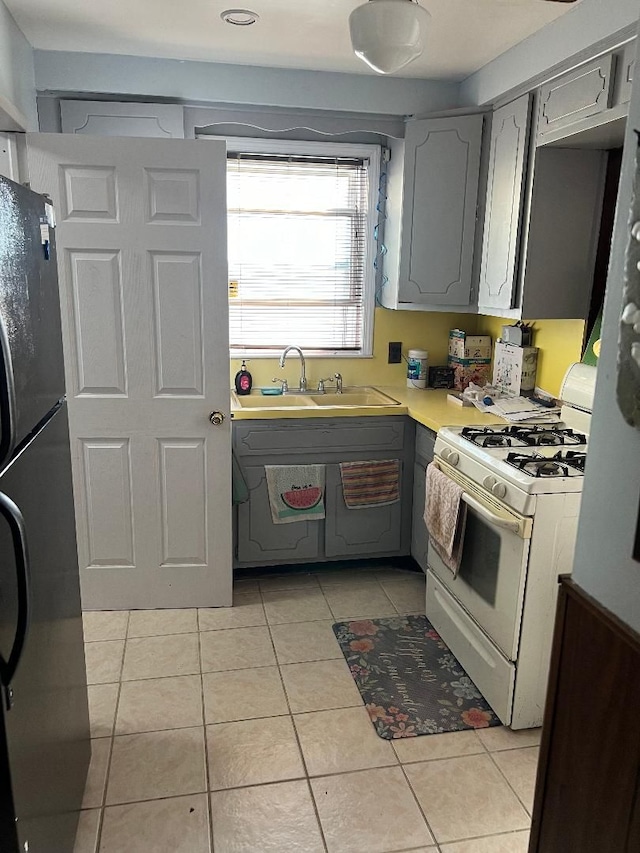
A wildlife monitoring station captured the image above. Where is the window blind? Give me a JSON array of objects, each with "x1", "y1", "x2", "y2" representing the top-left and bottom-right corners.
[{"x1": 227, "y1": 151, "x2": 372, "y2": 355}]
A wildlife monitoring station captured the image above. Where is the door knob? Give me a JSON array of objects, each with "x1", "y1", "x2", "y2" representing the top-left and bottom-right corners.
[{"x1": 209, "y1": 411, "x2": 225, "y2": 426}]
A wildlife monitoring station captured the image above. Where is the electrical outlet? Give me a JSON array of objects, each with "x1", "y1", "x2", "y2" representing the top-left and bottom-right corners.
[{"x1": 388, "y1": 341, "x2": 402, "y2": 364}]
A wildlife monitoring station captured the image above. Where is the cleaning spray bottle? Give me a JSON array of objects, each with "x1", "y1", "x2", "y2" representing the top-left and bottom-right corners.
[{"x1": 234, "y1": 360, "x2": 253, "y2": 396}]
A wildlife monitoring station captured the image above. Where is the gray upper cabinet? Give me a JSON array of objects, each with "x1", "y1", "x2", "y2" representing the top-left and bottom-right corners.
[
  {"x1": 613, "y1": 41, "x2": 636, "y2": 106},
  {"x1": 537, "y1": 55, "x2": 614, "y2": 142},
  {"x1": 382, "y1": 113, "x2": 483, "y2": 311},
  {"x1": 60, "y1": 100, "x2": 185, "y2": 138},
  {"x1": 478, "y1": 94, "x2": 532, "y2": 312}
]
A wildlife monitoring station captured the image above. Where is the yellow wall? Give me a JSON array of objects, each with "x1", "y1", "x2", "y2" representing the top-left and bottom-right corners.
[
  {"x1": 230, "y1": 309, "x2": 586, "y2": 398},
  {"x1": 230, "y1": 307, "x2": 476, "y2": 389},
  {"x1": 476, "y1": 316, "x2": 586, "y2": 397}
]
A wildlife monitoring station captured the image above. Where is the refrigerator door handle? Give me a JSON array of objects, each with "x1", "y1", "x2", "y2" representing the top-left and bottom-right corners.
[
  {"x1": 0, "y1": 492, "x2": 31, "y2": 710},
  {"x1": 0, "y1": 312, "x2": 16, "y2": 466}
]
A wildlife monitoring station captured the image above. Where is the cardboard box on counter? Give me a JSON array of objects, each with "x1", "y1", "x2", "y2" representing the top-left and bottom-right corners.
[
  {"x1": 447, "y1": 356, "x2": 492, "y2": 391},
  {"x1": 448, "y1": 330, "x2": 492, "y2": 361},
  {"x1": 493, "y1": 342, "x2": 539, "y2": 394}
]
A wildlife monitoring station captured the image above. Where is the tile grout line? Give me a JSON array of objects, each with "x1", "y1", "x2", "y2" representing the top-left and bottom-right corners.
[
  {"x1": 485, "y1": 746, "x2": 536, "y2": 821},
  {"x1": 92, "y1": 608, "x2": 130, "y2": 853},
  {"x1": 398, "y1": 761, "x2": 440, "y2": 849},
  {"x1": 264, "y1": 615, "x2": 330, "y2": 853},
  {"x1": 197, "y1": 616, "x2": 216, "y2": 853}
]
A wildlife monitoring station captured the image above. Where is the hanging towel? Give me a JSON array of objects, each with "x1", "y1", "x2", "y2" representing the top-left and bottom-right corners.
[
  {"x1": 339, "y1": 459, "x2": 400, "y2": 509},
  {"x1": 265, "y1": 464, "x2": 325, "y2": 524},
  {"x1": 424, "y1": 463, "x2": 467, "y2": 577},
  {"x1": 232, "y1": 450, "x2": 249, "y2": 505}
]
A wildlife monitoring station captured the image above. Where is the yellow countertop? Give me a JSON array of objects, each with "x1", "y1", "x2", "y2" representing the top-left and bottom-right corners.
[{"x1": 231, "y1": 386, "x2": 505, "y2": 433}]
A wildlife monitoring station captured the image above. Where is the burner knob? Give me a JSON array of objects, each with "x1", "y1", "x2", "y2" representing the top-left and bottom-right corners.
[
  {"x1": 492, "y1": 482, "x2": 507, "y2": 499},
  {"x1": 483, "y1": 476, "x2": 497, "y2": 490},
  {"x1": 447, "y1": 450, "x2": 459, "y2": 467}
]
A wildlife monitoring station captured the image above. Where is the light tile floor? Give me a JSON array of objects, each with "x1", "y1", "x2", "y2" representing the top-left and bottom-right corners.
[{"x1": 76, "y1": 564, "x2": 540, "y2": 853}]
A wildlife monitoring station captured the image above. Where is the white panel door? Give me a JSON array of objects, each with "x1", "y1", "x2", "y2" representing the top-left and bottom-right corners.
[{"x1": 26, "y1": 134, "x2": 232, "y2": 610}]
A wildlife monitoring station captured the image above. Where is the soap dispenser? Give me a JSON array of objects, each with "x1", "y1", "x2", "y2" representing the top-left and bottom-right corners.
[{"x1": 234, "y1": 360, "x2": 253, "y2": 395}]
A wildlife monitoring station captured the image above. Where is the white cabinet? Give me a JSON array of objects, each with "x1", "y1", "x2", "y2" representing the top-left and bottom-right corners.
[
  {"x1": 60, "y1": 100, "x2": 185, "y2": 138},
  {"x1": 382, "y1": 113, "x2": 483, "y2": 311},
  {"x1": 478, "y1": 94, "x2": 532, "y2": 312}
]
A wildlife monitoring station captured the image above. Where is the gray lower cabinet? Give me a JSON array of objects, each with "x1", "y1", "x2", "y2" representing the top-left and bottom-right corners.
[
  {"x1": 325, "y1": 463, "x2": 403, "y2": 557},
  {"x1": 233, "y1": 416, "x2": 414, "y2": 568},
  {"x1": 236, "y1": 466, "x2": 321, "y2": 564},
  {"x1": 411, "y1": 424, "x2": 435, "y2": 572}
]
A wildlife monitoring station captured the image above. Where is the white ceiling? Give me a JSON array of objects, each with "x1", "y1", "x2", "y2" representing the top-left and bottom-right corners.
[{"x1": 6, "y1": 0, "x2": 579, "y2": 80}]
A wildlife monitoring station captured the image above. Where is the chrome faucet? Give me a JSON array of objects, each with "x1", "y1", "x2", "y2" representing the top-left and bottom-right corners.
[
  {"x1": 279, "y1": 345, "x2": 307, "y2": 392},
  {"x1": 334, "y1": 373, "x2": 343, "y2": 394}
]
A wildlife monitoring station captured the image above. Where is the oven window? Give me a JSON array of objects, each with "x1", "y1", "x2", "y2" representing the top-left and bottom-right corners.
[{"x1": 457, "y1": 512, "x2": 501, "y2": 606}]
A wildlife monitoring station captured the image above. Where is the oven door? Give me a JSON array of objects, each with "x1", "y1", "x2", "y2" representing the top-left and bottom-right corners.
[{"x1": 427, "y1": 459, "x2": 532, "y2": 661}]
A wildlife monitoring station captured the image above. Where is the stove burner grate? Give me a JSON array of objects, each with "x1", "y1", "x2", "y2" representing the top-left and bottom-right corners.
[
  {"x1": 518, "y1": 427, "x2": 587, "y2": 447},
  {"x1": 505, "y1": 453, "x2": 571, "y2": 478},
  {"x1": 553, "y1": 450, "x2": 587, "y2": 472},
  {"x1": 460, "y1": 425, "x2": 587, "y2": 449},
  {"x1": 461, "y1": 427, "x2": 526, "y2": 448}
]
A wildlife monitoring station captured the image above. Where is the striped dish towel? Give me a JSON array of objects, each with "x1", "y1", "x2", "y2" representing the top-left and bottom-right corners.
[{"x1": 339, "y1": 459, "x2": 400, "y2": 509}]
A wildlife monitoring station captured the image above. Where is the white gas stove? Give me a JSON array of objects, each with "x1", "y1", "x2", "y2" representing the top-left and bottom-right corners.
[
  {"x1": 425, "y1": 364, "x2": 597, "y2": 729},
  {"x1": 434, "y1": 423, "x2": 588, "y2": 514}
]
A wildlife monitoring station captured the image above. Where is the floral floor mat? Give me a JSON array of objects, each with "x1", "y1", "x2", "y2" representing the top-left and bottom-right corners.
[{"x1": 333, "y1": 615, "x2": 501, "y2": 739}]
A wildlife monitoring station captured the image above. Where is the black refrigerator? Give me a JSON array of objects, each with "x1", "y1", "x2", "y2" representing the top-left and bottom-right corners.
[{"x1": 0, "y1": 176, "x2": 90, "y2": 851}]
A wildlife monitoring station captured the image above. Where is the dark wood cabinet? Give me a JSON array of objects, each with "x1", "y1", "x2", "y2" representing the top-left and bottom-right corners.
[{"x1": 529, "y1": 578, "x2": 640, "y2": 852}]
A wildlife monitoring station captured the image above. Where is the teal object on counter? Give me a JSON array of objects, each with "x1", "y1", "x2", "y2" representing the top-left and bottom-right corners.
[{"x1": 260, "y1": 387, "x2": 283, "y2": 396}]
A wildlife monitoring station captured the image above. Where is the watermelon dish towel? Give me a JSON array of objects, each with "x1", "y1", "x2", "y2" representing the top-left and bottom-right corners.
[{"x1": 265, "y1": 464, "x2": 326, "y2": 524}]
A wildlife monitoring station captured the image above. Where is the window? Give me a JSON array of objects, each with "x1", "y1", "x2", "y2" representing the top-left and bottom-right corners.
[{"x1": 225, "y1": 138, "x2": 379, "y2": 356}]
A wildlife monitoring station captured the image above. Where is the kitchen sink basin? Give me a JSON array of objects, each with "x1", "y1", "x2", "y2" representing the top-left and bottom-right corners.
[
  {"x1": 310, "y1": 389, "x2": 400, "y2": 407},
  {"x1": 233, "y1": 394, "x2": 316, "y2": 408},
  {"x1": 231, "y1": 387, "x2": 401, "y2": 410}
]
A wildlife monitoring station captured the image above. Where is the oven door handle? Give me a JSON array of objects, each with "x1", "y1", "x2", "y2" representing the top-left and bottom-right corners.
[{"x1": 461, "y1": 492, "x2": 522, "y2": 535}]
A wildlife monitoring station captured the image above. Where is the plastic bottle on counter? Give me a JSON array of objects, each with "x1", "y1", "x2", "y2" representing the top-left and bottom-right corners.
[
  {"x1": 234, "y1": 360, "x2": 253, "y2": 395},
  {"x1": 407, "y1": 349, "x2": 428, "y2": 389}
]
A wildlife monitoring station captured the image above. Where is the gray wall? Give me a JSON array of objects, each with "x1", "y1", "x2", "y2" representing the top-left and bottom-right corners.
[
  {"x1": 571, "y1": 37, "x2": 640, "y2": 633},
  {"x1": 0, "y1": 0, "x2": 36, "y2": 128},
  {"x1": 34, "y1": 50, "x2": 459, "y2": 117},
  {"x1": 460, "y1": 0, "x2": 640, "y2": 106}
]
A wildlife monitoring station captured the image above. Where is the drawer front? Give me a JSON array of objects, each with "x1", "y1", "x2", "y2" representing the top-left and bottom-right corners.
[
  {"x1": 415, "y1": 424, "x2": 435, "y2": 466},
  {"x1": 537, "y1": 55, "x2": 614, "y2": 139},
  {"x1": 234, "y1": 417, "x2": 407, "y2": 459},
  {"x1": 426, "y1": 571, "x2": 515, "y2": 725}
]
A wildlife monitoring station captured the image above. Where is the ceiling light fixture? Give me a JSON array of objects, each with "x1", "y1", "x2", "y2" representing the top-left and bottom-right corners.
[
  {"x1": 221, "y1": 8, "x2": 260, "y2": 26},
  {"x1": 349, "y1": 0, "x2": 430, "y2": 75}
]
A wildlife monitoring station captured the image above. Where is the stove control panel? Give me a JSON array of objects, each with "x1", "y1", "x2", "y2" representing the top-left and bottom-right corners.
[
  {"x1": 440, "y1": 448, "x2": 459, "y2": 467},
  {"x1": 482, "y1": 475, "x2": 507, "y2": 500}
]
